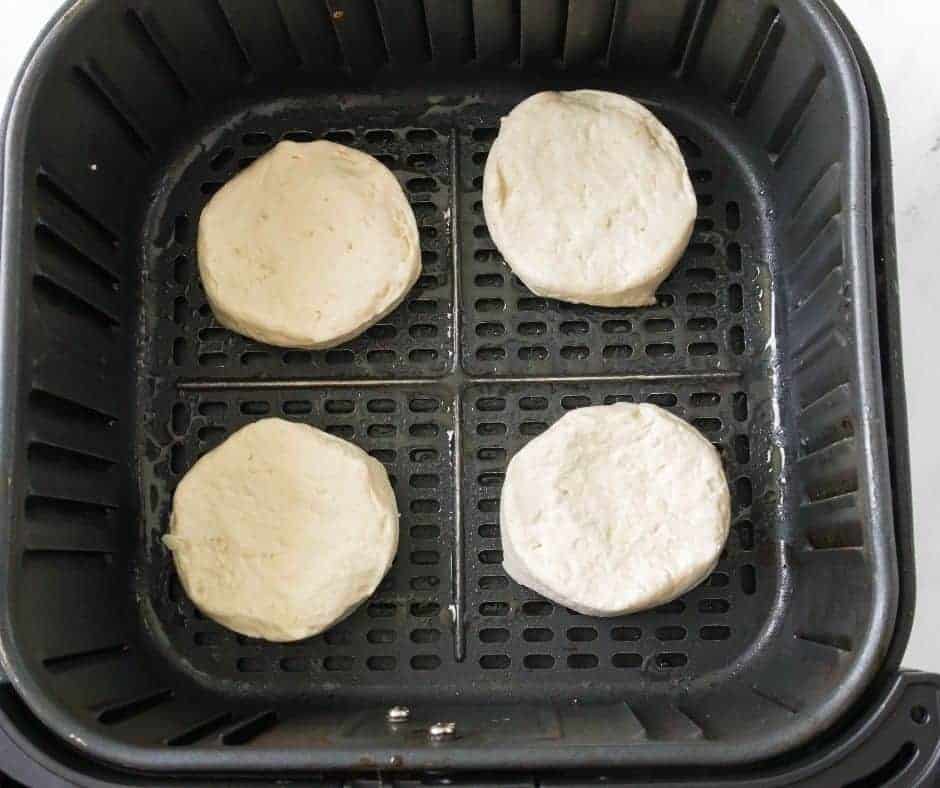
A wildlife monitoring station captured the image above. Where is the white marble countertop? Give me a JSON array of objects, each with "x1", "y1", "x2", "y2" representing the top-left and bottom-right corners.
[{"x1": 0, "y1": 1, "x2": 937, "y2": 672}]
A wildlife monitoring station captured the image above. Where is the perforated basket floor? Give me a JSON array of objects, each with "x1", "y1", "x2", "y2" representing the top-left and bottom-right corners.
[{"x1": 139, "y1": 96, "x2": 770, "y2": 703}]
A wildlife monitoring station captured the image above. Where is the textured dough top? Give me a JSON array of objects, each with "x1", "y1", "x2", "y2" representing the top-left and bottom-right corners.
[
  {"x1": 500, "y1": 404, "x2": 730, "y2": 616},
  {"x1": 165, "y1": 418, "x2": 399, "y2": 642},
  {"x1": 197, "y1": 140, "x2": 420, "y2": 348},
  {"x1": 483, "y1": 91, "x2": 697, "y2": 306}
]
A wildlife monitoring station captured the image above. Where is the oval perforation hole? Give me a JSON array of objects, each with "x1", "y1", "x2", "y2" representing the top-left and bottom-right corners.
[
  {"x1": 707, "y1": 571, "x2": 730, "y2": 587},
  {"x1": 604, "y1": 394, "x2": 634, "y2": 404},
  {"x1": 735, "y1": 477, "x2": 753, "y2": 508},
  {"x1": 612, "y1": 653, "x2": 642, "y2": 668},
  {"x1": 367, "y1": 656, "x2": 396, "y2": 671},
  {"x1": 567, "y1": 654, "x2": 598, "y2": 669},
  {"x1": 326, "y1": 424, "x2": 354, "y2": 439},
  {"x1": 645, "y1": 343, "x2": 674, "y2": 358},
  {"x1": 693, "y1": 417, "x2": 722, "y2": 433},
  {"x1": 561, "y1": 395, "x2": 591, "y2": 410},
  {"x1": 410, "y1": 654, "x2": 441, "y2": 670},
  {"x1": 656, "y1": 626, "x2": 687, "y2": 642},
  {"x1": 656, "y1": 599, "x2": 686, "y2": 614},
  {"x1": 411, "y1": 628, "x2": 441, "y2": 643},
  {"x1": 411, "y1": 499, "x2": 440, "y2": 513},
  {"x1": 688, "y1": 317, "x2": 718, "y2": 331},
  {"x1": 518, "y1": 297, "x2": 547, "y2": 311},
  {"x1": 688, "y1": 291, "x2": 717, "y2": 307},
  {"x1": 475, "y1": 298, "x2": 503, "y2": 313},
  {"x1": 523, "y1": 627, "x2": 553, "y2": 643},
  {"x1": 325, "y1": 349, "x2": 354, "y2": 366},
  {"x1": 522, "y1": 601, "x2": 553, "y2": 617},
  {"x1": 476, "y1": 321, "x2": 505, "y2": 337},
  {"x1": 523, "y1": 654, "x2": 555, "y2": 670},
  {"x1": 567, "y1": 627, "x2": 597, "y2": 642},
  {"x1": 477, "y1": 422, "x2": 506, "y2": 436},
  {"x1": 410, "y1": 422, "x2": 440, "y2": 438},
  {"x1": 408, "y1": 152, "x2": 437, "y2": 169},
  {"x1": 367, "y1": 349, "x2": 396, "y2": 364},
  {"x1": 520, "y1": 421, "x2": 547, "y2": 436},
  {"x1": 518, "y1": 346, "x2": 548, "y2": 361},
  {"x1": 281, "y1": 400, "x2": 312, "y2": 415},
  {"x1": 597, "y1": 320, "x2": 628, "y2": 336},
  {"x1": 477, "y1": 347, "x2": 506, "y2": 361},
  {"x1": 367, "y1": 603, "x2": 396, "y2": 618},
  {"x1": 647, "y1": 393, "x2": 677, "y2": 407},
  {"x1": 367, "y1": 398, "x2": 396, "y2": 413},
  {"x1": 407, "y1": 128, "x2": 438, "y2": 143},
  {"x1": 740, "y1": 564, "x2": 756, "y2": 594},
  {"x1": 480, "y1": 654, "x2": 510, "y2": 669},
  {"x1": 479, "y1": 627, "x2": 510, "y2": 644},
  {"x1": 561, "y1": 345, "x2": 589, "y2": 360},
  {"x1": 210, "y1": 148, "x2": 234, "y2": 170},
  {"x1": 736, "y1": 519, "x2": 754, "y2": 549},
  {"x1": 475, "y1": 273, "x2": 503, "y2": 287},
  {"x1": 365, "y1": 129, "x2": 394, "y2": 144},
  {"x1": 519, "y1": 321, "x2": 548, "y2": 336},
  {"x1": 410, "y1": 448, "x2": 438, "y2": 463},
  {"x1": 323, "y1": 656, "x2": 353, "y2": 671},
  {"x1": 477, "y1": 447, "x2": 506, "y2": 462},
  {"x1": 700, "y1": 626, "x2": 731, "y2": 641},
  {"x1": 612, "y1": 626, "x2": 641, "y2": 641},
  {"x1": 690, "y1": 342, "x2": 718, "y2": 356},
  {"x1": 699, "y1": 598, "x2": 730, "y2": 613},
  {"x1": 645, "y1": 318, "x2": 675, "y2": 333},
  {"x1": 368, "y1": 424, "x2": 396, "y2": 438},
  {"x1": 519, "y1": 396, "x2": 547, "y2": 411},
  {"x1": 410, "y1": 397, "x2": 440, "y2": 413},
  {"x1": 656, "y1": 652, "x2": 688, "y2": 669}
]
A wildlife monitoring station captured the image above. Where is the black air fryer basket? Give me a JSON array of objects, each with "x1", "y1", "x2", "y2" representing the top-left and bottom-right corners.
[{"x1": 0, "y1": 0, "x2": 935, "y2": 783}]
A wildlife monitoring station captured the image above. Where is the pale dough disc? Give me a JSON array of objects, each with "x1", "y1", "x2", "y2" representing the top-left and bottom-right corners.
[
  {"x1": 483, "y1": 90, "x2": 697, "y2": 307},
  {"x1": 197, "y1": 140, "x2": 421, "y2": 348},
  {"x1": 500, "y1": 403, "x2": 730, "y2": 616},
  {"x1": 164, "y1": 418, "x2": 399, "y2": 642}
]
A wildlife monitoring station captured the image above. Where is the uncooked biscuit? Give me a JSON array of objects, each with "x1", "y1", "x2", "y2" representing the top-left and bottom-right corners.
[
  {"x1": 500, "y1": 403, "x2": 730, "y2": 616},
  {"x1": 164, "y1": 418, "x2": 399, "y2": 642},
  {"x1": 197, "y1": 140, "x2": 420, "y2": 348},
  {"x1": 483, "y1": 90, "x2": 696, "y2": 307}
]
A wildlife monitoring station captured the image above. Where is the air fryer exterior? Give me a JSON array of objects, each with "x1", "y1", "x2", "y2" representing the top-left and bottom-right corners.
[{"x1": 0, "y1": 0, "x2": 930, "y2": 783}]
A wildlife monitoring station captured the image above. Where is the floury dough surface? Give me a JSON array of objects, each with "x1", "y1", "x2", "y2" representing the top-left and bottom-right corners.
[
  {"x1": 500, "y1": 403, "x2": 730, "y2": 616},
  {"x1": 164, "y1": 418, "x2": 399, "y2": 642},
  {"x1": 197, "y1": 140, "x2": 420, "y2": 348},
  {"x1": 483, "y1": 90, "x2": 696, "y2": 307}
]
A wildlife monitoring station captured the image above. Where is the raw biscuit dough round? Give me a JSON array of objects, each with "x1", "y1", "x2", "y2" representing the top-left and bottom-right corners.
[
  {"x1": 483, "y1": 90, "x2": 696, "y2": 307},
  {"x1": 500, "y1": 403, "x2": 730, "y2": 616},
  {"x1": 164, "y1": 418, "x2": 399, "y2": 642},
  {"x1": 197, "y1": 140, "x2": 420, "y2": 348}
]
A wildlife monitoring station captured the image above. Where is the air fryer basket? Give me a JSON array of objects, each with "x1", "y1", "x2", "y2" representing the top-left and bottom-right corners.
[{"x1": 0, "y1": 0, "x2": 899, "y2": 775}]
